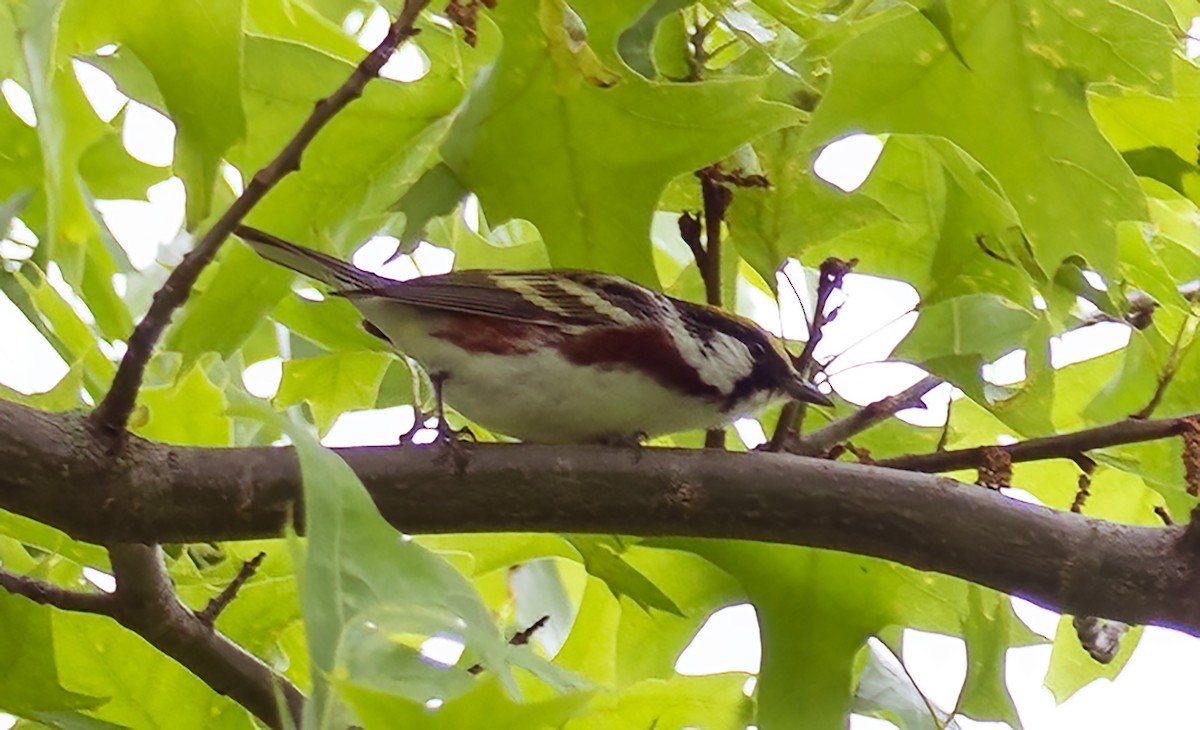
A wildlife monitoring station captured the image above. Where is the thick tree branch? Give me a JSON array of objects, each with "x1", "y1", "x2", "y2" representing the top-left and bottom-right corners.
[
  {"x1": 88, "y1": 0, "x2": 431, "y2": 446},
  {"x1": 5, "y1": 399, "x2": 1200, "y2": 636}
]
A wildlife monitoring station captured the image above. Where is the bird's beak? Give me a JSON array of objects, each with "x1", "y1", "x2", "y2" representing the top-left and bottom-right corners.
[{"x1": 786, "y1": 378, "x2": 833, "y2": 407}]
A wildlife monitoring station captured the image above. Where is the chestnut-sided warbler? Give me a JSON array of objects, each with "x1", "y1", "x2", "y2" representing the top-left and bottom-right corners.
[{"x1": 236, "y1": 225, "x2": 831, "y2": 444}]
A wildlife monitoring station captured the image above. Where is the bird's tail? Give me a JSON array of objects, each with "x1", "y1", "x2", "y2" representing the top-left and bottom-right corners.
[{"x1": 235, "y1": 225, "x2": 381, "y2": 291}]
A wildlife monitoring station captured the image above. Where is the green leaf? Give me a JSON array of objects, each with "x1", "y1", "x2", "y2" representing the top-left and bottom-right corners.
[
  {"x1": 0, "y1": 589, "x2": 104, "y2": 718},
  {"x1": 60, "y1": 0, "x2": 246, "y2": 224},
  {"x1": 340, "y1": 675, "x2": 590, "y2": 730},
  {"x1": 674, "y1": 542, "x2": 901, "y2": 729},
  {"x1": 391, "y1": 162, "x2": 467, "y2": 253},
  {"x1": 246, "y1": 403, "x2": 587, "y2": 725},
  {"x1": 728, "y1": 126, "x2": 891, "y2": 285},
  {"x1": 14, "y1": 267, "x2": 114, "y2": 395},
  {"x1": 441, "y1": 0, "x2": 801, "y2": 286},
  {"x1": 134, "y1": 362, "x2": 233, "y2": 446},
  {"x1": 613, "y1": 546, "x2": 743, "y2": 685},
  {"x1": 852, "y1": 642, "x2": 958, "y2": 730},
  {"x1": 898, "y1": 293, "x2": 1036, "y2": 363},
  {"x1": 563, "y1": 674, "x2": 752, "y2": 730},
  {"x1": 274, "y1": 351, "x2": 393, "y2": 433},
  {"x1": 0, "y1": 364, "x2": 84, "y2": 411},
  {"x1": 565, "y1": 536, "x2": 684, "y2": 616},
  {"x1": 160, "y1": 35, "x2": 463, "y2": 361},
  {"x1": 806, "y1": 1, "x2": 1171, "y2": 277},
  {"x1": 955, "y1": 586, "x2": 1025, "y2": 728},
  {"x1": 52, "y1": 610, "x2": 256, "y2": 728}
]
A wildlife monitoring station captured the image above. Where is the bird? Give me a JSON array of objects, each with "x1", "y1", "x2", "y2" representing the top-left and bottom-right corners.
[{"x1": 235, "y1": 225, "x2": 832, "y2": 444}]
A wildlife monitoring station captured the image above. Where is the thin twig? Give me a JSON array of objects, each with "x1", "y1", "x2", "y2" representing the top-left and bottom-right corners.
[
  {"x1": 197, "y1": 552, "x2": 267, "y2": 627},
  {"x1": 936, "y1": 394, "x2": 954, "y2": 452},
  {"x1": 1133, "y1": 315, "x2": 1191, "y2": 420},
  {"x1": 790, "y1": 375, "x2": 941, "y2": 457},
  {"x1": 1155, "y1": 505, "x2": 1176, "y2": 526},
  {"x1": 0, "y1": 567, "x2": 115, "y2": 614},
  {"x1": 877, "y1": 415, "x2": 1191, "y2": 473},
  {"x1": 769, "y1": 257, "x2": 855, "y2": 450},
  {"x1": 698, "y1": 166, "x2": 733, "y2": 449},
  {"x1": 697, "y1": 166, "x2": 731, "y2": 310},
  {"x1": 88, "y1": 0, "x2": 431, "y2": 449},
  {"x1": 467, "y1": 614, "x2": 551, "y2": 674}
]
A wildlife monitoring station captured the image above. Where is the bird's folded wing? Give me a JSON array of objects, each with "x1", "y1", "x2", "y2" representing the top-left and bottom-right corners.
[{"x1": 340, "y1": 270, "x2": 647, "y2": 328}]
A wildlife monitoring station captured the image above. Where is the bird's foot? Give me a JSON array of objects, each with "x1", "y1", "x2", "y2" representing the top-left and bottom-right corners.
[
  {"x1": 596, "y1": 432, "x2": 647, "y2": 448},
  {"x1": 433, "y1": 418, "x2": 474, "y2": 471},
  {"x1": 397, "y1": 410, "x2": 427, "y2": 446}
]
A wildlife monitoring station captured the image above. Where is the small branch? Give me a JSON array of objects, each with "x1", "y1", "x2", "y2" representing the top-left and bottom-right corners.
[
  {"x1": 1155, "y1": 505, "x2": 1176, "y2": 526},
  {"x1": 936, "y1": 395, "x2": 953, "y2": 452},
  {"x1": 685, "y1": 13, "x2": 720, "y2": 81},
  {"x1": 769, "y1": 257, "x2": 855, "y2": 450},
  {"x1": 108, "y1": 544, "x2": 303, "y2": 729},
  {"x1": 876, "y1": 415, "x2": 1191, "y2": 473},
  {"x1": 699, "y1": 166, "x2": 732, "y2": 449},
  {"x1": 697, "y1": 166, "x2": 731, "y2": 310},
  {"x1": 1133, "y1": 315, "x2": 1190, "y2": 420},
  {"x1": 87, "y1": 0, "x2": 431, "y2": 448},
  {"x1": 510, "y1": 614, "x2": 550, "y2": 645},
  {"x1": 467, "y1": 614, "x2": 551, "y2": 674},
  {"x1": 791, "y1": 375, "x2": 940, "y2": 456},
  {"x1": 0, "y1": 567, "x2": 114, "y2": 614},
  {"x1": 197, "y1": 552, "x2": 267, "y2": 627},
  {"x1": 681, "y1": 165, "x2": 763, "y2": 449}
]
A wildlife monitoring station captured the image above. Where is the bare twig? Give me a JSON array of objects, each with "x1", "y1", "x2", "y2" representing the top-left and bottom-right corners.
[
  {"x1": 197, "y1": 552, "x2": 267, "y2": 627},
  {"x1": 699, "y1": 166, "x2": 732, "y2": 449},
  {"x1": 679, "y1": 164, "x2": 761, "y2": 449},
  {"x1": 1155, "y1": 505, "x2": 1176, "y2": 526},
  {"x1": 467, "y1": 614, "x2": 551, "y2": 674},
  {"x1": 791, "y1": 375, "x2": 940, "y2": 456},
  {"x1": 1133, "y1": 315, "x2": 1191, "y2": 419},
  {"x1": 877, "y1": 416, "x2": 1190, "y2": 473},
  {"x1": 936, "y1": 395, "x2": 953, "y2": 452},
  {"x1": 769, "y1": 257, "x2": 855, "y2": 450},
  {"x1": 88, "y1": 0, "x2": 431, "y2": 449},
  {"x1": 0, "y1": 567, "x2": 114, "y2": 614},
  {"x1": 697, "y1": 166, "x2": 732, "y2": 310}
]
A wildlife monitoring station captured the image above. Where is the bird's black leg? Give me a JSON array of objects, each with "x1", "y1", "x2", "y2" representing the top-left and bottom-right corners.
[
  {"x1": 397, "y1": 406, "x2": 425, "y2": 446},
  {"x1": 430, "y1": 372, "x2": 473, "y2": 446}
]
